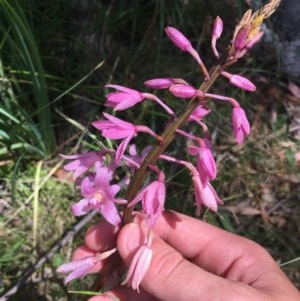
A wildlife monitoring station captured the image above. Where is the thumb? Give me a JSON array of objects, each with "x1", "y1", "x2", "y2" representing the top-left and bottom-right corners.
[{"x1": 116, "y1": 223, "x2": 243, "y2": 301}]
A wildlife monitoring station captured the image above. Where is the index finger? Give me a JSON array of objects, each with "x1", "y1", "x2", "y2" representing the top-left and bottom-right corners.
[{"x1": 154, "y1": 211, "x2": 280, "y2": 282}]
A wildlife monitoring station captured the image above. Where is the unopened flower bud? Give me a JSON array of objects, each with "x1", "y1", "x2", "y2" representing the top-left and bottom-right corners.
[
  {"x1": 165, "y1": 26, "x2": 209, "y2": 80},
  {"x1": 165, "y1": 26, "x2": 192, "y2": 52},
  {"x1": 211, "y1": 16, "x2": 224, "y2": 59},
  {"x1": 143, "y1": 78, "x2": 187, "y2": 89},
  {"x1": 234, "y1": 24, "x2": 251, "y2": 51},
  {"x1": 245, "y1": 31, "x2": 264, "y2": 50},
  {"x1": 221, "y1": 71, "x2": 256, "y2": 92},
  {"x1": 212, "y1": 16, "x2": 223, "y2": 39},
  {"x1": 230, "y1": 74, "x2": 256, "y2": 91},
  {"x1": 144, "y1": 78, "x2": 174, "y2": 89},
  {"x1": 169, "y1": 84, "x2": 203, "y2": 99}
]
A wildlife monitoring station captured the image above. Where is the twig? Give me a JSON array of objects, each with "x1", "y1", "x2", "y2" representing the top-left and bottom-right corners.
[{"x1": 0, "y1": 210, "x2": 98, "y2": 301}]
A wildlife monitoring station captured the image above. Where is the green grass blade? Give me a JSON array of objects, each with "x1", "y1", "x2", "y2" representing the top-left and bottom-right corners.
[{"x1": 0, "y1": 0, "x2": 56, "y2": 154}]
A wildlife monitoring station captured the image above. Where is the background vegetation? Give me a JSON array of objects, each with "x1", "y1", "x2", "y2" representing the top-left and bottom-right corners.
[{"x1": 0, "y1": 0, "x2": 299, "y2": 300}]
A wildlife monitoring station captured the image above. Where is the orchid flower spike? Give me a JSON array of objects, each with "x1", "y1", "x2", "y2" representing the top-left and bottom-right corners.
[
  {"x1": 230, "y1": 1, "x2": 280, "y2": 60},
  {"x1": 165, "y1": 26, "x2": 209, "y2": 80}
]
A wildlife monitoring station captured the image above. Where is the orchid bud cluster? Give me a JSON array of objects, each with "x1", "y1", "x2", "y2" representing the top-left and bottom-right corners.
[{"x1": 57, "y1": 0, "x2": 281, "y2": 294}]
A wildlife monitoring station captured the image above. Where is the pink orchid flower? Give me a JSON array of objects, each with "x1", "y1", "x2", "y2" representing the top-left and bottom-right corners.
[
  {"x1": 126, "y1": 144, "x2": 152, "y2": 169},
  {"x1": 57, "y1": 248, "x2": 116, "y2": 284},
  {"x1": 122, "y1": 233, "x2": 153, "y2": 292},
  {"x1": 105, "y1": 84, "x2": 175, "y2": 116},
  {"x1": 188, "y1": 142, "x2": 217, "y2": 187},
  {"x1": 71, "y1": 163, "x2": 124, "y2": 225},
  {"x1": 129, "y1": 171, "x2": 166, "y2": 228},
  {"x1": 232, "y1": 106, "x2": 250, "y2": 144},
  {"x1": 92, "y1": 113, "x2": 138, "y2": 139},
  {"x1": 192, "y1": 175, "x2": 222, "y2": 214},
  {"x1": 60, "y1": 151, "x2": 103, "y2": 180},
  {"x1": 57, "y1": 255, "x2": 99, "y2": 284},
  {"x1": 188, "y1": 105, "x2": 211, "y2": 121},
  {"x1": 92, "y1": 113, "x2": 159, "y2": 163}
]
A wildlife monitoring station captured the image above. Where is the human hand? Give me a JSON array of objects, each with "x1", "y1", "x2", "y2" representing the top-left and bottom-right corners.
[{"x1": 74, "y1": 211, "x2": 300, "y2": 301}]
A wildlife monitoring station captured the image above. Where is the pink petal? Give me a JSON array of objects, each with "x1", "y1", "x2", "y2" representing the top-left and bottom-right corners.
[
  {"x1": 245, "y1": 31, "x2": 264, "y2": 50},
  {"x1": 192, "y1": 175, "x2": 203, "y2": 215},
  {"x1": 212, "y1": 16, "x2": 223, "y2": 39},
  {"x1": 115, "y1": 135, "x2": 133, "y2": 163},
  {"x1": 169, "y1": 84, "x2": 197, "y2": 98},
  {"x1": 189, "y1": 106, "x2": 211, "y2": 120},
  {"x1": 230, "y1": 75, "x2": 256, "y2": 92},
  {"x1": 92, "y1": 113, "x2": 136, "y2": 139},
  {"x1": 188, "y1": 145, "x2": 200, "y2": 156},
  {"x1": 100, "y1": 200, "x2": 121, "y2": 226},
  {"x1": 165, "y1": 26, "x2": 191, "y2": 52},
  {"x1": 199, "y1": 185, "x2": 218, "y2": 212},
  {"x1": 197, "y1": 148, "x2": 217, "y2": 180},
  {"x1": 71, "y1": 198, "x2": 92, "y2": 216},
  {"x1": 60, "y1": 152, "x2": 101, "y2": 180},
  {"x1": 105, "y1": 92, "x2": 143, "y2": 111},
  {"x1": 232, "y1": 107, "x2": 250, "y2": 144},
  {"x1": 94, "y1": 165, "x2": 114, "y2": 187},
  {"x1": 234, "y1": 24, "x2": 251, "y2": 51},
  {"x1": 122, "y1": 244, "x2": 152, "y2": 293},
  {"x1": 57, "y1": 255, "x2": 98, "y2": 284},
  {"x1": 143, "y1": 78, "x2": 174, "y2": 89},
  {"x1": 103, "y1": 113, "x2": 134, "y2": 128},
  {"x1": 80, "y1": 176, "x2": 95, "y2": 197},
  {"x1": 105, "y1": 84, "x2": 139, "y2": 94}
]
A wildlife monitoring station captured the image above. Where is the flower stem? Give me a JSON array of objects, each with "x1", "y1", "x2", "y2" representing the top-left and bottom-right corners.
[{"x1": 122, "y1": 62, "x2": 224, "y2": 224}]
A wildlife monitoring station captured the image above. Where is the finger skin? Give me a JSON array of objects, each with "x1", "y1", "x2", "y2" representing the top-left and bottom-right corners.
[
  {"x1": 80, "y1": 211, "x2": 300, "y2": 301},
  {"x1": 116, "y1": 222, "x2": 262, "y2": 301},
  {"x1": 152, "y1": 212, "x2": 281, "y2": 283},
  {"x1": 116, "y1": 212, "x2": 300, "y2": 301},
  {"x1": 85, "y1": 221, "x2": 119, "y2": 251}
]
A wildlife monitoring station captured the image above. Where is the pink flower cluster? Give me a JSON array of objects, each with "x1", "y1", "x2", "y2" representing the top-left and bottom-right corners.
[{"x1": 57, "y1": 17, "x2": 257, "y2": 292}]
